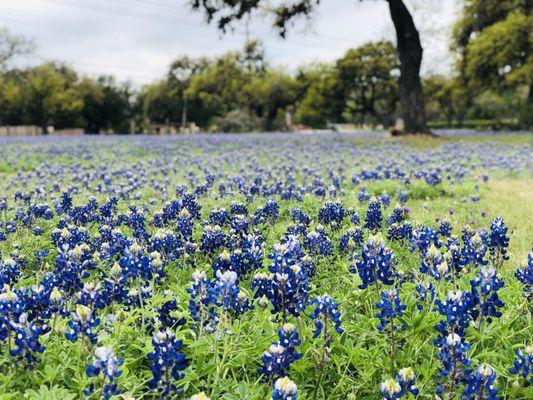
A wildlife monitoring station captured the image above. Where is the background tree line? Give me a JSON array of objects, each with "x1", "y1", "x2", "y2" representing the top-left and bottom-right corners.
[{"x1": 0, "y1": 0, "x2": 530, "y2": 133}]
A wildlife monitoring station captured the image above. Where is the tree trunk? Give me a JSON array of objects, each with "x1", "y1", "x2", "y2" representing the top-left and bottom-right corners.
[{"x1": 387, "y1": 0, "x2": 431, "y2": 135}]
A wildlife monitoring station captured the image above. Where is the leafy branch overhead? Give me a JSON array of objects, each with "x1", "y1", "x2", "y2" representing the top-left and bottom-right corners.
[{"x1": 191, "y1": 0, "x2": 320, "y2": 37}]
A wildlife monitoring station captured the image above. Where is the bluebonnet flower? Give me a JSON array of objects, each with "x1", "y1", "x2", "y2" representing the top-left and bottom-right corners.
[
  {"x1": 420, "y1": 245, "x2": 450, "y2": 280},
  {"x1": 259, "y1": 325, "x2": 302, "y2": 382},
  {"x1": 187, "y1": 270, "x2": 217, "y2": 333},
  {"x1": 291, "y1": 209, "x2": 311, "y2": 226},
  {"x1": 509, "y1": 346, "x2": 532, "y2": 384},
  {"x1": 277, "y1": 323, "x2": 301, "y2": 361},
  {"x1": 310, "y1": 294, "x2": 343, "y2": 345},
  {"x1": 338, "y1": 228, "x2": 364, "y2": 253},
  {"x1": 380, "y1": 378, "x2": 402, "y2": 400},
  {"x1": 148, "y1": 329, "x2": 187, "y2": 398},
  {"x1": 0, "y1": 285, "x2": 24, "y2": 342},
  {"x1": 259, "y1": 343, "x2": 291, "y2": 380},
  {"x1": 267, "y1": 261, "x2": 309, "y2": 320},
  {"x1": 0, "y1": 256, "x2": 20, "y2": 286},
  {"x1": 365, "y1": 197, "x2": 383, "y2": 232},
  {"x1": 461, "y1": 232, "x2": 488, "y2": 268},
  {"x1": 177, "y1": 208, "x2": 194, "y2": 240},
  {"x1": 387, "y1": 222, "x2": 413, "y2": 244},
  {"x1": 358, "y1": 187, "x2": 371, "y2": 203},
  {"x1": 304, "y1": 226, "x2": 333, "y2": 257},
  {"x1": 200, "y1": 225, "x2": 226, "y2": 253},
  {"x1": 119, "y1": 242, "x2": 159, "y2": 282},
  {"x1": 488, "y1": 217, "x2": 510, "y2": 267},
  {"x1": 231, "y1": 290, "x2": 254, "y2": 316},
  {"x1": 386, "y1": 204, "x2": 408, "y2": 226},
  {"x1": 181, "y1": 192, "x2": 201, "y2": 219},
  {"x1": 434, "y1": 332, "x2": 471, "y2": 395},
  {"x1": 515, "y1": 250, "x2": 532, "y2": 299},
  {"x1": 77, "y1": 282, "x2": 108, "y2": 310},
  {"x1": 318, "y1": 202, "x2": 346, "y2": 228},
  {"x1": 463, "y1": 364, "x2": 499, "y2": 400},
  {"x1": 251, "y1": 272, "x2": 273, "y2": 300},
  {"x1": 209, "y1": 208, "x2": 229, "y2": 226},
  {"x1": 9, "y1": 312, "x2": 49, "y2": 366},
  {"x1": 349, "y1": 210, "x2": 360, "y2": 225},
  {"x1": 271, "y1": 377, "x2": 297, "y2": 400},
  {"x1": 123, "y1": 285, "x2": 152, "y2": 309},
  {"x1": 157, "y1": 298, "x2": 186, "y2": 330},
  {"x1": 230, "y1": 214, "x2": 250, "y2": 236},
  {"x1": 376, "y1": 289, "x2": 406, "y2": 332},
  {"x1": 396, "y1": 367, "x2": 419, "y2": 396},
  {"x1": 48, "y1": 286, "x2": 68, "y2": 317},
  {"x1": 242, "y1": 233, "x2": 264, "y2": 271},
  {"x1": 65, "y1": 304, "x2": 100, "y2": 344},
  {"x1": 85, "y1": 346, "x2": 123, "y2": 399},
  {"x1": 425, "y1": 170, "x2": 442, "y2": 186},
  {"x1": 444, "y1": 242, "x2": 465, "y2": 279},
  {"x1": 230, "y1": 202, "x2": 248, "y2": 216},
  {"x1": 150, "y1": 229, "x2": 183, "y2": 261},
  {"x1": 212, "y1": 249, "x2": 232, "y2": 276},
  {"x1": 470, "y1": 266, "x2": 504, "y2": 323},
  {"x1": 124, "y1": 206, "x2": 149, "y2": 240},
  {"x1": 355, "y1": 235, "x2": 397, "y2": 290},
  {"x1": 380, "y1": 192, "x2": 391, "y2": 208},
  {"x1": 212, "y1": 249, "x2": 254, "y2": 278},
  {"x1": 398, "y1": 190, "x2": 409, "y2": 204},
  {"x1": 262, "y1": 199, "x2": 280, "y2": 222},
  {"x1": 415, "y1": 281, "x2": 435, "y2": 311},
  {"x1": 103, "y1": 262, "x2": 128, "y2": 304},
  {"x1": 215, "y1": 270, "x2": 240, "y2": 311},
  {"x1": 438, "y1": 219, "x2": 453, "y2": 238},
  {"x1": 411, "y1": 226, "x2": 441, "y2": 255},
  {"x1": 435, "y1": 290, "x2": 476, "y2": 337}
]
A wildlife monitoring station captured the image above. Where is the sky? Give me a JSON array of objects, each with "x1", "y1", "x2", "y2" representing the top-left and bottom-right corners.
[{"x1": 0, "y1": 0, "x2": 460, "y2": 86}]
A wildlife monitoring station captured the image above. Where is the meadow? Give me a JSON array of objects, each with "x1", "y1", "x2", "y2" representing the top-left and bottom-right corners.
[{"x1": 0, "y1": 133, "x2": 531, "y2": 400}]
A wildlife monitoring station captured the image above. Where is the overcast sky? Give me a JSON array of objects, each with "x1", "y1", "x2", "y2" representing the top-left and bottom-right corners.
[{"x1": 0, "y1": 0, "x2": 460, "y2": 86}]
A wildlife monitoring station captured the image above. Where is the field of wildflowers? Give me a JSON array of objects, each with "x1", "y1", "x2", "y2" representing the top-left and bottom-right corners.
[{"x1": 0, "y1": 133, "x2": 531, "y2": 399}]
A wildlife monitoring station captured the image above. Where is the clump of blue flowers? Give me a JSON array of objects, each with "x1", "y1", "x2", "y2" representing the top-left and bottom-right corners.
[
  {"x1": 509, "y1": 346, "x2": 532, "y2": 384},
  {"x1": 365, "y1": 197, "x2": 383, "y2": 232},
  {"x1": 85, "y1": 346, "x2": 123, "y2": 399},
  {"x1": 488, "y1": 217, "x2": 509, "y2": 267},
  {"x1": 470, "y1": 266, "x2": 504, "y2": 324},
  {"x1": 355, "y1": 235, "x2": 397, "y2": 290},
  {"x1": 148, "y1": 329, "x2": 187, "y2": 398},
  {"x1": 515, "y1": 250, "x2": 532, "y2": 300},
  {"x1": 259, "y1": 323, "x2": 301, "y2": 381},
  {"x1": 463, "y1": 364, "x2": 499, "y2": 400}
]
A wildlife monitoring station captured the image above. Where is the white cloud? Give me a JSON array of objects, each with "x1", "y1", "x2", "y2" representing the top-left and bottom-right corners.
[{"x1": 0, "y1": 0, "x2": 458, "y2": 85}]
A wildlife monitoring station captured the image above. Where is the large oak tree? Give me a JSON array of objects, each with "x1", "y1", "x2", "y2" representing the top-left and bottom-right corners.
[{"x1": 190, "y1": 0, "x2": 431, "y2": 134}]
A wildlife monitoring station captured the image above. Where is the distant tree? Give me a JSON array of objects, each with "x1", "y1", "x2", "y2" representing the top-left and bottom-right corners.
[
  {"x1": 140, "y1": 81, "x2": 178, "y2": 126},
  {"x1": 22, "y1": 63, "x2": 84, "y2": 132},
  {"x1": 0, "y1": 69, "x2": 25, "y2": 125},
  {"x1": 336, "y1": 41, "x2": 400, "y2": 127},
  {"x1": 79, "y1": 76, "x2": 132, "y2": 133},
  {"x1": 190, "y1": 0, "x2": 431, "y2": 134},
  {"x1": 263, "y1": 70, "x2": 298, "y2": 131},
  {"x1": 185, "y1": 51, "x2": 249, "y2": 123},
  {"x1": 294, "y1": 64, "x2": 340, "y2": 128},
  {"x1": 167, "y1": 56, "x2": 210, "y2": 127},
  {"x1": 0, "y1": 28, "x2": 34, "y2": 71},
  {"x1": 452, "y1": 0, "x2": 531, "y2": 126},
  {"x1": 423, "y1": 75, "x2": 460, "y2": 127}
]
